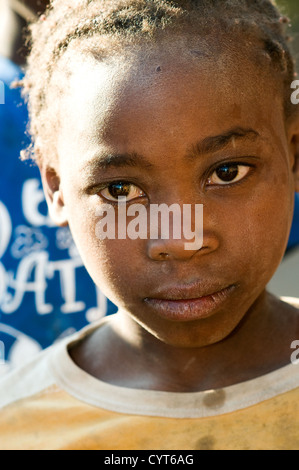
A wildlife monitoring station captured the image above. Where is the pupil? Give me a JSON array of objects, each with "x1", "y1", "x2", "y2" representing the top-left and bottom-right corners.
[
  {"x1": 216, "y1": 165, "x2": 238, "y2": 182},
  {"x1": 109, "y1": 182, "x2": 131, "y2": 199}
]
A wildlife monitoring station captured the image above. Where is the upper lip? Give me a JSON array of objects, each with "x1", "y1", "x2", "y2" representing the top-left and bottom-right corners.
[{"x1": 145, "y1": 281, "x2": 235, "y2": 301}]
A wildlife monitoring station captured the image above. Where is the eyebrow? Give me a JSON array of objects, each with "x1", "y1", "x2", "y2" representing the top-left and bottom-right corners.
[
  {"x1": 187, "y1": 127, "x2": 260, "y2": 158},
  {"x1": 84, "y1": 126, "x2": 260, "y2": 174},
  {"x1": 85, "y1": 152, "x2": 155, "y2": 173}
]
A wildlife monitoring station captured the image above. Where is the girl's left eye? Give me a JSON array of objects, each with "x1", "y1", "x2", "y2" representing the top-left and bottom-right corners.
[
  {"x1": 99, "y1": 182, "x2": 146, "y2": 202},
  {"x1": 207, "y1": 164, "x2": 251, "y2": 186}
]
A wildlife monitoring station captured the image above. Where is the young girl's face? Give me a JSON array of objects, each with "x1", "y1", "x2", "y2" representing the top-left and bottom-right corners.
[{"x1": 47, "y1": 37, "x2": 298, "y2": 347}]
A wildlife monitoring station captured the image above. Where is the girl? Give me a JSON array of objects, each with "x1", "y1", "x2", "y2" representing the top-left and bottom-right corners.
[{"x1": 0, "y1": 0, "x2": 299, "y2": 450}]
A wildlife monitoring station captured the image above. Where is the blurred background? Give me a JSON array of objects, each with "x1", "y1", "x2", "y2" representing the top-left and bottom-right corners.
[{"x1": 277, "y1": 0, "x2": 299, "y2": 55}]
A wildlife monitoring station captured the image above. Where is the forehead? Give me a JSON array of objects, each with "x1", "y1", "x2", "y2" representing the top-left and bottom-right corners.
[{"x1": 56, "y1": 37, "x2": 285, "y2": 167}]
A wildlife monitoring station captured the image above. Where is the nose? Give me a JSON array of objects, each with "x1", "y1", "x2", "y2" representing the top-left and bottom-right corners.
[
  {"x1": 146, "y1": 231, "x2": 219, "y2": 261},
  {"x1": 146, "y1": 203, "x2": 219, "y2": 261}
]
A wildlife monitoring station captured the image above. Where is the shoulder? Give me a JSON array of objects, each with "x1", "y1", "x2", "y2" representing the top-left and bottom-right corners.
[
  {"x1": 0, "y1": 319, "x2": 108, "y2": 410},
  {"x1": 275, "y1": 296, "x2": 299, "y2": 339},
  {"x1": 281, "y1": 297, "x2": 299, "y2": 310},
  {"x1": 0, "y1": 344, "x2": 57, "y2": 409},
  {"x1": 279, "y1": 296, "x2": 299, "y2": 329}
]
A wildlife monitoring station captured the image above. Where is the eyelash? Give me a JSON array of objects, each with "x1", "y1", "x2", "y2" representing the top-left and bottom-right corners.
[
  {"x1": 94, "y1": 162, "x2": 255, "y2": 203},
  {"x1": 206, "y1": 162, "x2": 254, "y2": 188},
  {"x1": 96, "y1": 181, "x2": 147, "y2": 204}
]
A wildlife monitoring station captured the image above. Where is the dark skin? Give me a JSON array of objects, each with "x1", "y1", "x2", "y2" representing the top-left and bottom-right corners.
[
  {"x1": 41, "y1": 36, "x2": 299, "y2": 393},
  {"x1": 0, "y1": 0, "x2": 48, "y2": 65}
]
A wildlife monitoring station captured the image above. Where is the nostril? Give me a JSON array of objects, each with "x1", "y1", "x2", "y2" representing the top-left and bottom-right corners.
[{"x1": 159, "y1": 253, "x2": 170, "y2": 259}]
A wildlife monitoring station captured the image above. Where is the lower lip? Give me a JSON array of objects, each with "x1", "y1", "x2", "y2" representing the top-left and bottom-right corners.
[{"x1": 144, "y1": 286, "x2": 236, "y2": 322}]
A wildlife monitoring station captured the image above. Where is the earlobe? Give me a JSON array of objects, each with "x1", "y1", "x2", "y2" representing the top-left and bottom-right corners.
[
  {"x1": 291, "y1": 134, "x2": 299, "y2": 193},
  {"x1": 40, "y1": 166, "x2": 68, "y2": 227},
  {"x1": 288, "y1": 113, "x2": 299, "y2": 192}
]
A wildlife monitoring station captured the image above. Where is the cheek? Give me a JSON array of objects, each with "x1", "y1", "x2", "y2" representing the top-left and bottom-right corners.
[
  {"x1": 85, "y1": 238, "x2": 148, "y2": 308},
  {"x1": 216, "y1": 178, "x2": 293, "y2": 284},
  {"x1": 65, "y1": 200, "x2": 146, "y2": 302}
]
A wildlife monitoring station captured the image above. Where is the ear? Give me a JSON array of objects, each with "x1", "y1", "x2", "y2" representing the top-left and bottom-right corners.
[
  {"x1": 291, "y1": 136, "x2": 299, "y2": 193},
  {"x1": 40, "y1": 165, "x2": 68, "y2": 227},
  {"x1": 289, "y1": 115, "x2": 299, "y2": 193}
]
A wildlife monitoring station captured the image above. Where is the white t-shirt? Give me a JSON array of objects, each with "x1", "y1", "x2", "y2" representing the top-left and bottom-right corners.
[{"x1": 0, "y1": 297, "x2": 298, "y2": 450}]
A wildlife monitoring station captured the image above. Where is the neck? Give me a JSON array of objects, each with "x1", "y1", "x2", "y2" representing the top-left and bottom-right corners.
[
  {"x1": 70, "y1": 290, "x2": 298, "y2": 393},
  {"x1": 0, "y1": 5, "x2": 28, "y2": 66},
  {"x1": 109, "y1": 291, "x2": 294, "y2": 391}
]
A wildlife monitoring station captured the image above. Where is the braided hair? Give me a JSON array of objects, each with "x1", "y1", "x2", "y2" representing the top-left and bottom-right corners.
[{"x1": 21, "y1": 0, "x2": 297, "y2": 165}]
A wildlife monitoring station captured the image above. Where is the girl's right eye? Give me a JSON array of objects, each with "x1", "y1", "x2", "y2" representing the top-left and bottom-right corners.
[{"x1": 99, "y1": 181, "x2": 146, "y2": 202}]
